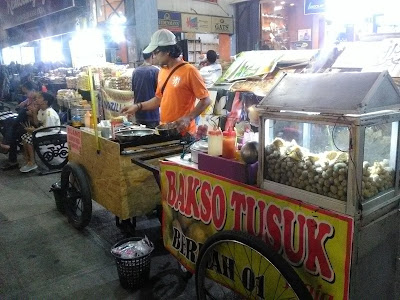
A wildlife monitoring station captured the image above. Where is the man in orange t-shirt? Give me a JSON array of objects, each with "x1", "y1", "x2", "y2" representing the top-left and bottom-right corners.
[{"x1": 121, "y1": 29, "x2": 211, "y2": 134}]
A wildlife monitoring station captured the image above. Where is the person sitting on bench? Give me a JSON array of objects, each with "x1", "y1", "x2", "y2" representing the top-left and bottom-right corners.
[
  {"x1": 20, "y1": 92, "x2": 60, "y2": 173},
  {"x1": 1, "y1": 82, "x2": 38, "y2": 170}
]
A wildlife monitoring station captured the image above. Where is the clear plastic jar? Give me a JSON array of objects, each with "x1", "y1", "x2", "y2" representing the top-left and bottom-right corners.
[{"x1": 208, "y1": 127, "x2": 223, "y2": 156}]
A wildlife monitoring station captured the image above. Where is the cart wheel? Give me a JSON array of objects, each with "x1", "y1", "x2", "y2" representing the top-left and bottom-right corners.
[
  {"x1": 195, "y1": 230, "x2": 312, "y2": 300},
  {"x1": 61, "y1": 162, "x2": 92, "y2": 230}
]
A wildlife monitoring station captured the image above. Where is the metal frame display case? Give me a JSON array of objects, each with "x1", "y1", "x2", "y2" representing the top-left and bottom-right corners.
[{"x1": 256, "y1": 71, "x2": 400, "y2": 299}]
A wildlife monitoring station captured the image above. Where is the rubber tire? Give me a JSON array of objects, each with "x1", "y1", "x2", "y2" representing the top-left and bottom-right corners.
[
  {"x1": 61, "y1": 162, "x2": 92, "y2": 230},
  {"x1": 195, "y1": 230, "x2": 312, "y2": 300}
]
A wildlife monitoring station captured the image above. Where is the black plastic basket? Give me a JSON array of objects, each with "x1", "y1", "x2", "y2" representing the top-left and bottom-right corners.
[{"x1": 111, "y1": 237, "x2": 153, "y2": 289}]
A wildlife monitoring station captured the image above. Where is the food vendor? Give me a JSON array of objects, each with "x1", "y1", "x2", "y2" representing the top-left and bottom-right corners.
[{"x1": 121, "y1": 29, "x2": 211, "y2": 134}]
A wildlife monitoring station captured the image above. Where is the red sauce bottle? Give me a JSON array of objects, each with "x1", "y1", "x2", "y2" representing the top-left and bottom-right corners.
[{"x1": 222, "y1": 128, "x2": 236, "y2": 159}]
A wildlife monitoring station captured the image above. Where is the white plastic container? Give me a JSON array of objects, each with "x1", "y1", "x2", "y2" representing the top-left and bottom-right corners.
[
  {"x1": 190, "y1": 141, "x2": 208, "y2": 163},
  {"x1": 208, "y1": 128, "x2": 223, "y2": 156}
]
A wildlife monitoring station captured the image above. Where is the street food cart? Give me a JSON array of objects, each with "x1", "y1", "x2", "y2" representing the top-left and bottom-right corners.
[
  {"x1": 55, "y1": 126, "x2": 183, "y2": 233},
  {"x1": 160, "y1": 71, "x2": 400, "y2": 299}
]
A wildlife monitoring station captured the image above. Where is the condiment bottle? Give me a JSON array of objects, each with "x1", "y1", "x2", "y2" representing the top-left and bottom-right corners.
[
  {"x1": 222, "y1": 128, "x2": 236, "y2": 159},
  {"x1": 84, "y1": 111, "x2": 91, "y2": 128},
  {"x1": 208, "y1": 127, "x2": 223, "y2": 156}
]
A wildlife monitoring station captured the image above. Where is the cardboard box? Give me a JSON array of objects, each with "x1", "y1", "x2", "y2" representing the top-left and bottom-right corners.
[{"x1": 198, "y1": 152, "x2": 258, "y2": 184}]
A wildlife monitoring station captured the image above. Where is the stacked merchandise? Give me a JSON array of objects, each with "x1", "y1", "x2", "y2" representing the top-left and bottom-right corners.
[
  {"x1": 77, "y1": 72, "x2": 90, "y2": 91},
  {"x1": 56, "y1": 89, "x2": 84, "y2": 108},
  {"x1": 66, "y1": 77, "x2": 78, "y2": 89},
  {"x1": 109, "y1": 77, "x2": 123, "y2": 90},
  {"x1": 108, "y1": 76, "x2": 132, "y2": 91},
  {"x1": 45, "y1": 67, "x2": 76, "y2": 84},
  {"x1": 100, "y1": 66, "x2": 113, "y2": 81}
]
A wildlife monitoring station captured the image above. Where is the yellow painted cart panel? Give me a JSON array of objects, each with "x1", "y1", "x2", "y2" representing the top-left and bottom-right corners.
[{"x1": 68, "y1": 128, "x2": 160, "y2": 219}]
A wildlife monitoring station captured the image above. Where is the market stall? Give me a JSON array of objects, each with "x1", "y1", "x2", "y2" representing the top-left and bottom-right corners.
[
  {"x1": 52, "y1": 63, "x2": 182, "y2": 233},
  {"x1": 56, "y1": 63, "x2": 134, "y2": 125},
  {"x1": 200, "y1": 49, "x2": 321, "y2": 133},
  {"x1": 160, "y1": 71, "x2": 400, "y2": 299}
]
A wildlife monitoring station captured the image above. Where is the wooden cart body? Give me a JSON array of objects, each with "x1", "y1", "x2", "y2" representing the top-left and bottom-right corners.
[{"x1": 68, "y1": 129, "x2": 160, "y2": 219}]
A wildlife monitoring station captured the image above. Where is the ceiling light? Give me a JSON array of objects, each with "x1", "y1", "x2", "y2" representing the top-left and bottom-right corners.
[
  {"x1": 281, "y1": 1, "x2": 286, "y2": 4},
  {"x1": 274, "y1": 5, "x2": 283, "y2": 11},
  {"x1": 290, "y1": 3, "x2": 295, "y2": 6}
]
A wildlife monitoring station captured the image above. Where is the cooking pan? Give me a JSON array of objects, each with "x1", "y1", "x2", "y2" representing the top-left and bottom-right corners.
[
  {"x1": 155, "y1": 123, "x2": 180, "y2": 138},
  {"x1": 115, "y1": 128, "x2": 155, "y2": 143}
]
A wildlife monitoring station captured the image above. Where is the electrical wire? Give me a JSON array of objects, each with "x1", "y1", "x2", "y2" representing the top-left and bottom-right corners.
[{"x1": 331, "y1": 116, "x2": 362, "y2": 203}]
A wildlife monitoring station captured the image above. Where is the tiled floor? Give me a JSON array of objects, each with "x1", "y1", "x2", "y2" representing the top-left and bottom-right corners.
[{"x1": 0, "y1": 155, "x2": 196, "y2": 299}]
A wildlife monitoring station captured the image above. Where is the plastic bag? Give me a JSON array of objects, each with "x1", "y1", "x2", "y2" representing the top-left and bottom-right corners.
[{"x1": 111, "y1": 236, "x2": 154, "y2": 259}]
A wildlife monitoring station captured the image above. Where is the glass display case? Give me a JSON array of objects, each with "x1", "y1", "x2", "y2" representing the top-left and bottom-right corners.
[{"x1": 257, "y1": 71, "x2": 400, "y2": 215}]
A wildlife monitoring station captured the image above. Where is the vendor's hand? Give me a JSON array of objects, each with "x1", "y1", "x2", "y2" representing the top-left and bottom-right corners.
[
  {"x1": 174, "y1": 116, "x2": 192, "y2": 133},
  {"x1": 121, "y1": 104, "x2": 138, "y2": 117},
  {"x1": 25, "y1": 126, "x2": 35, "y2": 133}
]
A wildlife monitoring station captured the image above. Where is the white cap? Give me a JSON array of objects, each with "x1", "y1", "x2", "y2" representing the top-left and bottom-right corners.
[{"x1": 143, "y1": 29, "x2": 176, "y2": 54}]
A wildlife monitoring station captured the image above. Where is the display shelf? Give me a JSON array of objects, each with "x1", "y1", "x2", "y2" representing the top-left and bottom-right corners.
[{"x1": 188, "y1": 39, "x2": 202, "y2": 64}]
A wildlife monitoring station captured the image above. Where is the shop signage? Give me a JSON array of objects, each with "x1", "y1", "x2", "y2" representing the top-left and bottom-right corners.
[
  {"x1": 304, "y1": 0, "x2": 325, "y2": 15},
  {"x1": 0, "y1": 0, "x2": 75, "y2": 29},
  {"x1": 211, "y1": 16, "x2": 234, "y2": 34},
  {"x1": 67, "y1": 126, "x2": 81, "y2": 155},
  {"x1": 291, "y1": 41, "x2": 312, "y2": 50},
  {"x1": 161, "y1": 161, "x2": 353, "y2": 299},
  {"x1": 181, "y1": 13, "x2": 212, "y2": 33},
  {"x1": 158, "y1": 10, "x2": 182, "y2": 32}
]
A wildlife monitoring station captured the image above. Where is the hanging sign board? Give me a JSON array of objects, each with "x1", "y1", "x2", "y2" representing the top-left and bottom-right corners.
[
  {"x1": 181, "y1": 13, "x2": 212, "y2": 33},
  {"x1": 67, "y1": 126, "x2": 82, "y2": 155},
  {"x1": 304, "y1": 0, "x2": 325, "y2": 15},
  {"x1": 211, "y1": 16, "x2": 234, "y2": 34},
  {"x1": 100, "y1": 88, "x2": 134, "y2": 120},
  {"x1": 161, "y1": 161, "x2": 354, "y2": 300},
  {"x1": 158, "y1": 10, "x2": 182, "y2": 32},
  {"x1": 0, "y1": 0, "x2": 75, "y2": 29}
]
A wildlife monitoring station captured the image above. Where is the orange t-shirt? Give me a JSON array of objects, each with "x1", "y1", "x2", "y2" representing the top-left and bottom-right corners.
[{"x1": 156, "y1": 63, "x2": 209, "y2": 134}]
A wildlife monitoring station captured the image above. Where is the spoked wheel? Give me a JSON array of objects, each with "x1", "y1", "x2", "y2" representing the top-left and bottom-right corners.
[
  {"x1": 61, "y1": 162, "x2": 92, "y2": 230},
  {"x1": 195, "y1": 231, "x2": 312, "y2": 300}
]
